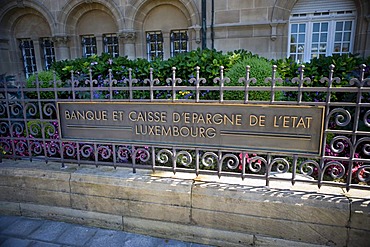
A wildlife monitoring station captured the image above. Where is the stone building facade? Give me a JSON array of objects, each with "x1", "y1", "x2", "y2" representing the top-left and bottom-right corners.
[{"x1": 0, "y1": 0, "x2": 369, "y2": 80}]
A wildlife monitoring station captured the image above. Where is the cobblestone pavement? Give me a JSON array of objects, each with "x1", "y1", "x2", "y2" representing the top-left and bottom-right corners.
[{"x1": 0, "y1": 215, "x2": 213, "y2": 247}]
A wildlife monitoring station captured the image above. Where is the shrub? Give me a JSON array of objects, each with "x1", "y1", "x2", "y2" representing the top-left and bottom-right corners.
[
  {"x1": 26, "y1": 71, "x2": 61, "y2": 99},
  {"x1": 274, "y1": 54, "x2": 370, "y2": 102},
  {"x1": 274, "y1": 54, "x2": 369, "y2": 86},
  {"x1": 51, "y1": 49, "x2": 253, "y2": 100},
  {"x1": 224, "y1": 56, "x2": 282, "y2": 101}
]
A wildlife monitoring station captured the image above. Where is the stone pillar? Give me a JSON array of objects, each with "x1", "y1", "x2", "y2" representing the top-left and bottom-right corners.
[
  {"x1": 96, "y1": 35, "x2": 103, "y2": 55},
  {"x1": 163, "y1": 31, "x2": 170, "y2": 60},
  {"x1": 119, "y1": 31, "x2": 136, "y2": 59},
  {"x1": 31, "y1": 38, "x2": 43, "y2": 72},
  {"x1": 0, "y1": 39, "x2": 10, "y2": 74},
  {"x1": 53, "y1": 36, "x2": 70, "y2": 61}
]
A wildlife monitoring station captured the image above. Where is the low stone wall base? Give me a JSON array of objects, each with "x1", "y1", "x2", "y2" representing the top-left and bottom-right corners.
[{"x1": 0, "y1": 160, "x2": 369, "y2": 247}]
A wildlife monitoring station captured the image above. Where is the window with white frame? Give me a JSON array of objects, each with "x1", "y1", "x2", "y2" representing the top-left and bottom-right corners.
[
  {"x1": 146, "y1": 31, "x2": 163, "y2": 61},
  {"x1": 103, "y1": 33, "x2": 119, "y2": 57},
  {"x1": 19, "y1": 39, "x2": 37, "y2": 78},
  {"x1": 170, "y1": 30, "x2": 188, "y2": 57},
  {"x1": 81, "y1": 35, "x2": 97, "y2": 58},
  {"x1": 288, "y1": 0, "x2": 356, "y2": 63},
  {"x1": 40, "y1": 38, "x2": 55, "y2": 70}
]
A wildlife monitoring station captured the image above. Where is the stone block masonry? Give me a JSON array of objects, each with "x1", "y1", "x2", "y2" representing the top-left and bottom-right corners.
[{"x1": 0, "y1": 159, "x2": 369, "y2": 247}]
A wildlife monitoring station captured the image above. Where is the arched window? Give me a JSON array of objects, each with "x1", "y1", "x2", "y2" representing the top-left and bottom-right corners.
[{"x1": 288, "y1": 0, "x2": 356, "y2": 63}]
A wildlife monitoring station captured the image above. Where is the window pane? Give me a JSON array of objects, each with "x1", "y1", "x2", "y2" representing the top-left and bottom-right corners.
[
  {"x1": 298, "y1": 34, "x2": 305, "y2": 43},
  {"x1": 291, "y1": 24, "x2": 298, "y2": 33},
  {"x1": 297, "y1": 54, "x2": 304, "y2": 62},
  {"x1": 342, "y1": 43, "x2": 349, "y2": 52},
  {"x1": 335, "y1": 33, "x2": 342, "y2": 41},
  {"x1": 344, "y1": 21, "x2": 352, "y2": 31},
  {"x1": 299, "y1": 24, "x2": 305, "y2": 32},
  {"x1": 290, "y1": 45, "x2": 297, "y2": 53},
  {"x1": 319, "y1": 44, "x2": 326, "y2": 52},
  {"x1": 181, "y1": 41, "x2": 187, "y2": 49},
  {"x1": 312, "y1": 44, "x2": 318, "y2": 52},
  {"x1": 320, "y1": 33, "x2": 327, "y2": 42},
  {"x1": 313, "y1": 23, "x2": 320, "y2": 32},
  {"x1": 321, "y1": 23, "x2": 328, "y2": 32},
  {"x1": 291, "y1": 34, "x2": 297, "y2": 43},
  {"x1": 334, "y1": 43, "x2": 341, "y2": 52},
  {"x1": 336, "y1": 22, "x2": 343, "y2": 31},
  {"x1": 343, "y1": 32, "x2": 350, "y2": 41},
  {"x1": 312, "y1": 33, "x2": 319, "y2": 42}
]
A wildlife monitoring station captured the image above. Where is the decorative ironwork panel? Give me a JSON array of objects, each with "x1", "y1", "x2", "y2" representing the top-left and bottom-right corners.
[{"x1": 1, "y1": 64, "x2": 370, "y2": 191}]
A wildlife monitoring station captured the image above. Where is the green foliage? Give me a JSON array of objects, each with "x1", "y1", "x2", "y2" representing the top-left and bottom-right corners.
[
  {"x1": 224, "y1": 56, "x2": 282, "y2": 101},
  {"x1": 51, "y1": 49, "x2": 257, "y2": 100},
  {"x1": 25, "y1": 120, "x2": 55, "y2": 139},
  {"x1": 50, "y1": 50, "x2": 369, "y2": 102},
  {"x1": 274, "y1": 54, "x2": 369, "y2": 102},
  {"x1": 275, "y1": 54, "x2": 369, "y2": 86},
  {"x1": 26, "y1": 71, "x2": 61, "y2": 99}
]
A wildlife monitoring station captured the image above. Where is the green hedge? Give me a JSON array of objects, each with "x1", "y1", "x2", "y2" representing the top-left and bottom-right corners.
[
  {"x1": 26, "y1": 71, "x2": 61, "y2": 99},
  {"x1": 224, "y1": 56, "x2": 283, "y2": 101},
  {"x1": 47, "y1": 50, "x2": 369, "y2": 101}
]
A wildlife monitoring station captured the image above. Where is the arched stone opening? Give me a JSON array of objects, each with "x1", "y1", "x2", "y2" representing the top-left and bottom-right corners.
[
  {"x1": 130, "y1": 0, "x2": 200, "y2": 59},
  {"x1": 0, "y1": 6, "x2": 54, "y2": 79},
  {"x1": 62, "y1": 2, "x2": 120, "y2": 59}
]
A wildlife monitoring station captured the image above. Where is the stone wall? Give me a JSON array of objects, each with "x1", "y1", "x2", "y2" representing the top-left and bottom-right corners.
[{"x1": 0, "y1": 159, "x2": 369, "y2": 247}]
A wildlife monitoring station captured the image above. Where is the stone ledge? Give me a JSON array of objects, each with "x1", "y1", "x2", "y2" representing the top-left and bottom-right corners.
[{"x1": 0, "y1": 159, "x2": 369, "y2": 246}]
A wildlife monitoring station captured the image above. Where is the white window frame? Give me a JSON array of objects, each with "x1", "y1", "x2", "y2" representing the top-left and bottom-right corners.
[
  {"x1": 103, "y1": 33, "x2": 119, "y2": 58},
  {"x1": 146, "y1": 31, "x2": 163, "y2": 61},
  {"x1": 81, "y1": 35, "x2": 97, "y2": 58},
  {"x1": 170, "y1": 30, "x2": 188, "y2": 57},
  {"x1": 19, "y1": 38, "x2": 37, "y2": 78},
  {"x1": 40, "y1": 37, "x2": 55, "y2": 70},
  {"x1": 288, "y1": 11, "x2": 356, "y2": 63}
]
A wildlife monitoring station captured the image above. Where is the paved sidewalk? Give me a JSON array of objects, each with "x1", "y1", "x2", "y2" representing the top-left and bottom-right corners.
[{"x1": 0, "y1": 215, "x2": 213, "y2": 247}]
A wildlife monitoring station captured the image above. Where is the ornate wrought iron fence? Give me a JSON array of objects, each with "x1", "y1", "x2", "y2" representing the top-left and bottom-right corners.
[{"x1": 1, "y1": 65, "x2": 369, "y2": 191}]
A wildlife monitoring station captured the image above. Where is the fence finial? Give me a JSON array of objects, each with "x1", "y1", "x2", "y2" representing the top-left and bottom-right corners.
[
  {"x1": 239, "y1": 65, "x2": 256, "y2": 103},
  {"x1": 213, "y1": 66, "x2": 230, "y2": 103},
  {"x1": 165, "y1": 67, "x2": 182, "y2": 102},
  {"x1": 144, "y1": 68, "x2": 160, "y2": 101},
  {"x1": 350, "y1": 64, "x2": 370, "y2": 87},
  {"x1": 189, "y1": 66, "x2": 206, "y2": 102}
]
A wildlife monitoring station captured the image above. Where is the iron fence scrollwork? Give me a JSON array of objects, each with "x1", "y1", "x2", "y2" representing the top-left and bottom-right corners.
[{"x1": 1, "y1": 64, "x2": 369, "y2": 191}]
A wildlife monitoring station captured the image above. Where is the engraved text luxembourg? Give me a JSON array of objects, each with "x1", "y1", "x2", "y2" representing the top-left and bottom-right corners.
[{"x1": 57, "y1": 102, "x2": 325, "y2": 155}]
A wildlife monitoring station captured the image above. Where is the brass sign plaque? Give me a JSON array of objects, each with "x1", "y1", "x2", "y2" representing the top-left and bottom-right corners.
[{"x1": 57, "y1": 102, "x2": 325, "y2": 155}]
